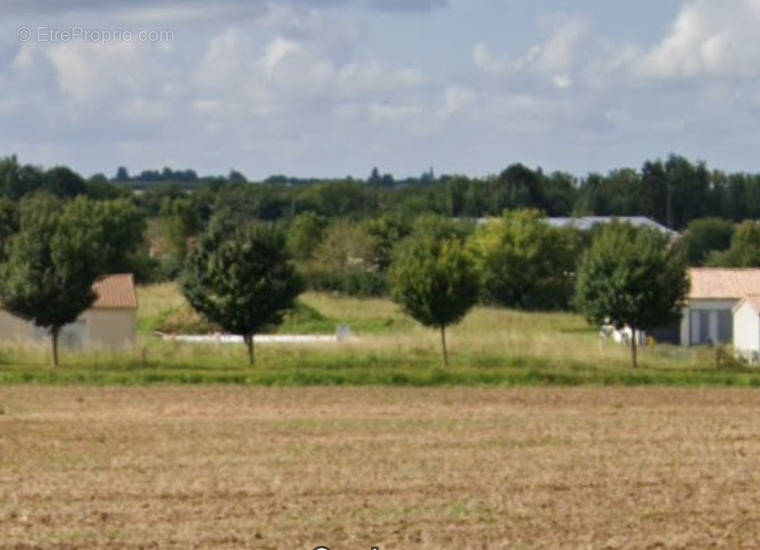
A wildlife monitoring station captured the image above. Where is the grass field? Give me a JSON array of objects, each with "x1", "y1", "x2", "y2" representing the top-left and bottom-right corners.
[
  {"x1": 2, "y1": 386, "x2": 760, "y2": 549},
  {"x1": 0, "y1": 284, "x2": 757, "y2": 386}
]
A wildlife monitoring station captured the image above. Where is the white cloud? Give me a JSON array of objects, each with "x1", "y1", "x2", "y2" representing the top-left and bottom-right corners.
[
  {"x1": 473, "y1": 42, "x2": 509, "y2": 76},
  {"x1": 262, "y1": 37, "x2": 302, "y2": 69},
  {"x1": 637, "y1": 0, "x2": 760, "y2": 79},
  {"x1": 45, "y1": 40, "x2": 175, "y2": 104},
  {"x1": 193, "y1": 26, "x2": 426, "y2": 120},
  {"x1": 368, "y1": 102, "x2": 423, "y2": 122},
  {"x1": 552, "y1": 75, "x2": 572, "y2": 89},
  {"x1": 12, "y1": 44, "x2": 36, "y2": 71},
  {"x1": 473, "y1": 15, "x2": 589, "y2": 87},
  {"x1": 46, "y1": 41, "x2": 139, "y2": 102},
  {"x1": 439, "y1": 85, "x2": 476, "y2": 118},
  {"x1": 528, "y1": 16, "x2": 590, "y2": 74}
]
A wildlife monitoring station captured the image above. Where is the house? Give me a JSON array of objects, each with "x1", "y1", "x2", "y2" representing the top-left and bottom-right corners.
[
  {"x1": 546, "y1": 216, "x2": 679, "y2": 238},
  {"x1": 0, "y1": 274, "x2": 138, "y2": 350},
  {"x1": 732, "y1": 296, "x2": 760, "y2": 360},
  {"x1": 474, "y1": 215, "x2": 679, "y2": 238},
  {"x1": 679, "y1": 268, "x2": 760, "y2": 346}
]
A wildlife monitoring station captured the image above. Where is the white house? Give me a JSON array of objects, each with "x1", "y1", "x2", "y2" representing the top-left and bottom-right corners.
[
  {"x1": 679, "y1": 268, "x2": 760, "y2": 346},
  {"x1": 474, "y1": 215, "x2": 679, "y2": 238},
  {"x1": 546, "y1": 216, "x2": 679, "y2": 238},
  {"x1": 733, "y1": 296, "x2": 760, "y2": 360},
  {"x1": 0, "y1": 273, "x2": 138, "y2": 350}
]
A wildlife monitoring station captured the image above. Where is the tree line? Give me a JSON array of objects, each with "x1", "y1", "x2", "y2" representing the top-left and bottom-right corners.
[
  {"x1": 0, "y1": 195, "x2": 685, "y2": 369},
  {"x1": 0, "y1": 152, "x2": 756, "y2": 366},
  {"x1": 9, "y1": 153, "x2": 760, "y2": 229},
  {"x1": 177, "y1": 211, "x2": 688, "y2": 369}
]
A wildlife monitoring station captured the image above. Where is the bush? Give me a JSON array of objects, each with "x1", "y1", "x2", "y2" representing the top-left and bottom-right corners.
[
  {"x1": 468, "y1": 209, "x2": 582, "y2": 310},
  {"x1": 303, "y1": 267, "x2": 386, "y2": 297}
]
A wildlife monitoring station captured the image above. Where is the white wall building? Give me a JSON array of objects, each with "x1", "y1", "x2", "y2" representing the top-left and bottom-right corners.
[
  {"x1": 0, "y1": 274, "x2": 138, "y2": 350},
  {"x1": 733, "y1": 297, "x2": 760, "y2": 361},
  {"x1": 680, "y1": 268, "x2": 760, "y2": 346}
]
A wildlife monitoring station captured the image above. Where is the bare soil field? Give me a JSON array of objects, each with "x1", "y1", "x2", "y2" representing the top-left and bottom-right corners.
[{"x1": 2, "y1": 387, "x2": 760, "y2": 549}]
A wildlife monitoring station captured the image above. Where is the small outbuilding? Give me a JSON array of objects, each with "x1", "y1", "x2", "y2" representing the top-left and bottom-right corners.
[
  {"x1": 733, "y1": 296, "x2": 760, "y2": 361},
  {"x1": 0, "y1": 273, "x2": 138, "y2": 350}
]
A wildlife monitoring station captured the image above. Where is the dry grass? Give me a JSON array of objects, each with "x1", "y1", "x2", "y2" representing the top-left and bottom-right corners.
[
  {"x1": 2, "y1": 386, "x2": 760, "y2": 549},
  {"x1": 134, "y1": 284, "x2": 705, "y2": 373}
]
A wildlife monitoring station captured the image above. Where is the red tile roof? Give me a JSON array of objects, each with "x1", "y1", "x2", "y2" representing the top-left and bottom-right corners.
[{"x1": 92, "y1": 274, "x2": 138, "y2": 310}]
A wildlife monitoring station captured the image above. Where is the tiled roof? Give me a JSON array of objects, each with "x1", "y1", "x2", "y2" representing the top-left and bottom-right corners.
[
  {"x1": 92, "y1": 274, "x2": 138, "y2": 309},
  {"x1": 689, "y1": 268, "x2": 760, "y2": 300}
]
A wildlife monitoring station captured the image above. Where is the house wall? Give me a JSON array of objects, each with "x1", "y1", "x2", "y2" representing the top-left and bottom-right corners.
[
  {"x1": 733, "y1": 304, "x2": 760, "y2": 358},
  {"x1": 680, "y1": 299, "x2": 738, "y2": 346},
  {"x1": 86, "y1": 309, "x2": 137, "y2": 349},
  {"x1": 0, "y1": 308, "x2": 136, "y2": 350},
  {"x1": 0, "y1": 310, "x2": 36, "y2": 341}
]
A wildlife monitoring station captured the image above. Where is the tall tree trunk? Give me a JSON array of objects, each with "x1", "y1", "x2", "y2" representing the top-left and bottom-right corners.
[
  {"x1": 51, "y1": 326, "x2": 60, "y2": 367},
  {"x1": 630, "y1": 328, "x2": 638, "y2": 369},
  {"x1": 244, "y1": 334, "x2": 255, "y2": 366},
  {"x1": 440, "y1": 326, "x2": 448, "y2": 367}
]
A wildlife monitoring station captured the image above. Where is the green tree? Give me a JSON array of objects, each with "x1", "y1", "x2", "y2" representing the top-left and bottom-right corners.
[
  {"x1": 286, "y1": 212, "x2": 328, "y2": 261},
  {"x1": 683, "y1": 217, "x2": 734, "y2": 265},
  {"x1": 364, "y1": 215, "x2": 411, "y2": 271},
  {"x1": 575, "y1": 222, "x2": 689, "y2": 368},
  {"x1": 161, "y1": 197, "x2": 200, "y2": 266},
  {"x1": 0, "y1": 197, "x2": 19, "y2": 261},
  {"x1": 0, "y1": 195, "x2": 110, "y2": 365},
  {"x1": 389, "y1": 230, "x2": 479, "y2": 366},
  {"x1": 706, "y1": 221, "x2": 760, "y2": 267},
  {"x1": 42, "y1": 166, "x2": 87, "y2": 198},
  {"x1": 182, "y1": 220, "x2": 303, "y2": 365},
  {"x1": 60, "y1": 197, "x2": 147, "y2": 275},
  {"x1": 306, "y1": 219, "x2": 384, "y2": 296},
  {"x1": 468, "y1": 209, "x2": 582, "y2": 310}
]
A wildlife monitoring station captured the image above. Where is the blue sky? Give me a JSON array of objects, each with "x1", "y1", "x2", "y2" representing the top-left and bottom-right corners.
[{"x1": 1, "y1": 0, "x2": 758, "y2": 179}]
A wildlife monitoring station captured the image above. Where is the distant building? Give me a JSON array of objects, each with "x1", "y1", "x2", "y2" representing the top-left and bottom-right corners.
[
  {"x1": 732, "y1": 296, "x2": 760, "y2": 361},
  {"x1": 545, "y1": 216, "x2": 678, "y2": 238},
  {"x1": 679, "y1": 268, "x2": 760, "y2": 346},
  {"x1": 0, "y1": 274, "x2": 138, "y2": 350},
  {"x1": 602, "y1": 268, "x2": 760, "y2": 348},
  {"x1": 474, "y1": 215, "x2": 679, "y2": 238}
]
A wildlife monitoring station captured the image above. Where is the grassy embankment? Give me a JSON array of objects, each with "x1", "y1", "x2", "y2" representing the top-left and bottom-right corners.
[{"x1": 0, "y1": 283, "x2": 757, "y2": 386}]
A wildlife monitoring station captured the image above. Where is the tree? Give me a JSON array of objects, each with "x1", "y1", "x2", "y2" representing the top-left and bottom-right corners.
[
  {"x1": 0, "y1": 197, "x2": 19, "y2": 261},
  {"x1": 42, "y1": 166, "x2": 87, "y2": 198},
  {"x1": 115, "y1": 166, "x2": 130, "y2": 182},
  {"x1": 60, "y1": 197, "x2": 147, "y2": 275},
  {"x1": 388, "y1": 228, "x2": 479, "y2": 366},
  {"x1": 286, "y1": 212, "x2": 328, "y2": 261},
  {"x1": 308, "y1": 219, "x2": 384, "y2": 296},
  {"x1": 368, "y1": 167, "x2": 381, "y2": 186},
  {"x1": 182, "y1": 220, "x2": 303, "y2": 365},
  {"x1": 575, "y1": 222, "x2": 689, "y2": 368},
  {"x1": 683, "y1": 217, "x2": 734, "y2": 265},
  {"x1": 228, "y1": 170, "x2": 247, "y2": 184},
  {"x1": 364, "y1": 215, "x2": 411, "y2": 271},
  {"x1": 706, "y1": 221, "x2": 760, "y2": 268},
  {"x1": 468, "y1": 209, "x2": 582, "y2": 310},
  {"x1": 161, "y1": 197, "x2": 201, "y2": 266},
  {"x1": 0, "y1": 195, "x2": 110, "y2": 366}
]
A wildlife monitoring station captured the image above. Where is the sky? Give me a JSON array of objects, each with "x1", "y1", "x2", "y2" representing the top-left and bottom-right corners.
[{"x1": 1, "y1": 0, "x2": 759, "y2": 180}]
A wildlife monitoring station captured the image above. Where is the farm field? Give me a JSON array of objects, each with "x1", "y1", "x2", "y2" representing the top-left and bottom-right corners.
[
  {"x1": 0, "y1": 284, "x2": 758, "y2": 387},
  {"x1": 2, "y1": 386, "x2": 760, "y2": 549}
]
